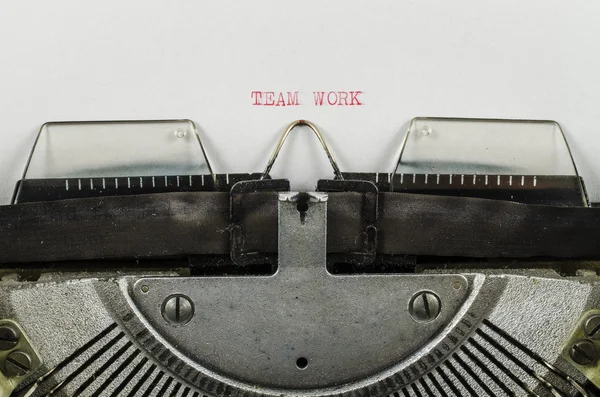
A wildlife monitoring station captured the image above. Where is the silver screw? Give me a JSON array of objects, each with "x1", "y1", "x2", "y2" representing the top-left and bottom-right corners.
[
  {"x1": 584, "y1": 315, "x2": 600, "y2": 340},
  {"x1": 570, "y1": 340, "x2": 598, "y2": 366},
  {"x1": 162, "y1": 295, "x2": 194, "y2": 325},
  {"x1": 0, "y1": 326, "x2": 19, "y2": 351},
  {"x1": 5, "y1": 351, "x2": 32, "y2": 377},
  {"x1": 409, "y1": 291, "x2": 441, "y2": 322}
]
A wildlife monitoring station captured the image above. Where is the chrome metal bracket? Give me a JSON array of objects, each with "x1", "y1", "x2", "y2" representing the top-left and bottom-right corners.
[
  {"x1": 229, "y1": 178, "x2": 290, "y2": 266},
  {"x1": 0, "y1": 320, "x2": 42, "y2": 397},
  {"x1": 316, "y1": 179, "x2": 379, "y2": 265}
]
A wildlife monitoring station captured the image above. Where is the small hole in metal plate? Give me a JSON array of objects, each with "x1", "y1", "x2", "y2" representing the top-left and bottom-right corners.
[{"x1": 296, "y1": 357, "x2": 308, "y2": 369}]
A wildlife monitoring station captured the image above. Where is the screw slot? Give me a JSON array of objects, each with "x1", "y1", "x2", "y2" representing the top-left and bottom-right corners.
[
  {"x1": 0, "y1": 326, "x2": 19, "y2": 351},
  {"x1": 584, "y1": 315, "x2": 600, "y2": 340},
  {"x1": 162, "y1": 295, "x2": 194, "y2": 325},
  {"x1": 5, "y1": 351, "x2": 32, "y2": 377},
  {"x1": 570, "y1": 340, "x2": 598, "y2": 366},
  {"x1": 296, "y1": 357, "x2": 308, "y2": 369},
  {"x1": 409, "y1": 291, "x2": 441, "y2": 323}
]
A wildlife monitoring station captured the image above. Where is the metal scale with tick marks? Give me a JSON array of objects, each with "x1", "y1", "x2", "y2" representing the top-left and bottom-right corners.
[{"x1": 0, "y1": 117, "x2": 599, "y2": 397}]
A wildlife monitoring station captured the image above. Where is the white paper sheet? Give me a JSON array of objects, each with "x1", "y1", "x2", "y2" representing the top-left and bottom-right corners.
[{"x1": 1, "y1": 0, "x2": 599, "y2": 203}]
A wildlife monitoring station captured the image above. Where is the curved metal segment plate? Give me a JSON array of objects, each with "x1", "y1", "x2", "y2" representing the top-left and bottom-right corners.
[
  {"x1": 131, "y1": 192, "x2": 471, "y2": 389},
  {"x1": 131, "y1": 274, "x2": 469, "y2": 389}
]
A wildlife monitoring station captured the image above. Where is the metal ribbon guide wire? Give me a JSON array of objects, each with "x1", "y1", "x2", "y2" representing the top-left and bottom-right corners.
[
  {"x1": 260, "y1": 119, "x2": 344, "y2": 180},
  {"x1": 0, "y1": 117, "x2": 599, "y2": 397}
]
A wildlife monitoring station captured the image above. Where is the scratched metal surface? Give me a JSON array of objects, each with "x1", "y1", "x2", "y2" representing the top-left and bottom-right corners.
[
  {"x1": 1, "y1": 1, "x2": 600, "y2": 203},
  {"x1": 0, "y1": 269, "x2": 595, "y2": 396},
  {"x1": 0, "y1": 192, "x2": 597, "y2": 396}
]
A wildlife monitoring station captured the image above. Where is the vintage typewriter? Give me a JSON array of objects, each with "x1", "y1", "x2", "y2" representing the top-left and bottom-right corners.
[{"x1": 0, "y1": 117, "x2": 599, "y2": 397}]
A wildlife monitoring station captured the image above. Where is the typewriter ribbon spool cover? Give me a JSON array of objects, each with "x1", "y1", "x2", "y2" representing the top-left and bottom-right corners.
[{"x1": 0, "y1": 118, "x2": 599, "y2": 397}]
